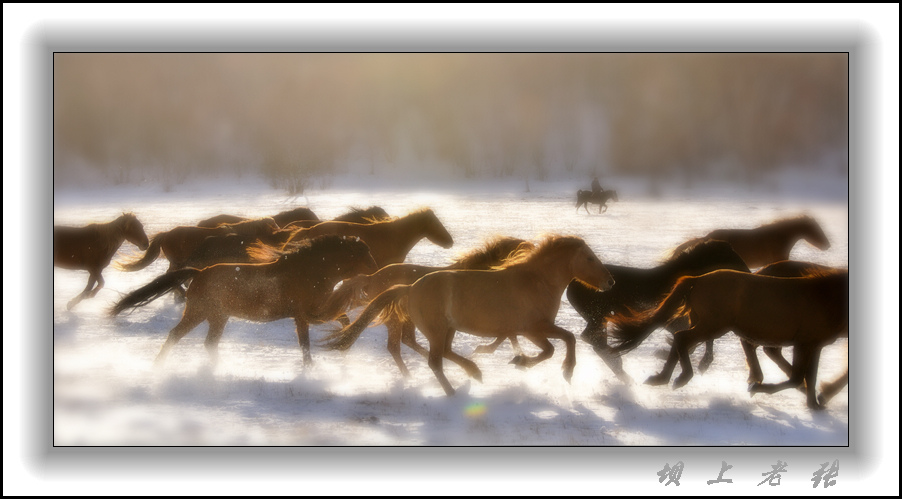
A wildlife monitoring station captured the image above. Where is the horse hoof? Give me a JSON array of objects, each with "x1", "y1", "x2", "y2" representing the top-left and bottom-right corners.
[
  {"x1": 673, "y1": 375, "x2": 692, "y2": 389},
  {"x1": 698, "y1": 360, "x2": 712, "y2": 374},
  {"x1": 509, "y1": 355, "x2": 523, "y2": 366},
  {"x1": 748, "y1": 382, "x2": 761, "y2": 394},
  {"x1": 645, "y1": 375, "x2": 669, "y2": 386}
]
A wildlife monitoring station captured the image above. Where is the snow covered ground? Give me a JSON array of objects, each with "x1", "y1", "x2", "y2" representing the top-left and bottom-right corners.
[{"x1": 51, "y1": 175, "x2": 850, "y2": 447}]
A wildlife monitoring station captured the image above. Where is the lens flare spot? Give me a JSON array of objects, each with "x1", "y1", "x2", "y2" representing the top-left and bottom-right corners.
[{"x1": 464, "y1": 401, "x2": 486, "y2": 418}]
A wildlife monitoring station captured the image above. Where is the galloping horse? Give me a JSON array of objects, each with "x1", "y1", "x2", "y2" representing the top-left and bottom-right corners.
[
  {"x1": 182, "y1": 208, "x2": 393, "y2": 277},
  {"x1": 54, "y1": 213, "x2": 150, "y2": 310},
  {"x1": 568, "y1": 240, "x2": 750, "y2": 381},
  {"x1": 321, "y1": 236, "x2": 615, "y2": 395},
  {"x1": 110, "y1": 235, "x2": 378, "y2": 366},
  {"x1": 607, "y1": 269, "x2": 848, "y2": 409},
  {"x1": 281, "y1": 206, "x2": 391, "y2": 231},
  {"x1": 118, "y1": 217, "x2": 280, "y2": 274},
  {"x1": 316, "y1": 236, "x2": 534, "y2": 376},
  {"x1": 576, "y1": 189, "x2": 618, "y2": 214},
  {"x1": 280, "y1": 208, "x2": 454, "y2": 268},
  {"x1": 667, "y1": 215, "x2": 831, "y2": 269},
  {"x1": 197, "y1": 207, "x2": 319, "y2": 229},
  {"x1": 745, "y1": 260, "x2": 848, "y2": 405}
]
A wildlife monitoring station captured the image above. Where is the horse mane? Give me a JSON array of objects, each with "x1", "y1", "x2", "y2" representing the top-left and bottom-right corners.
[
  {"x1": 246, "y1": 235, "x2": 358, "y2": 264},
  {"x1": 336, "y1": 206, "x2": 391, "y2": 223},
  {"x1": 495, "y1": 235, "x2": 583, "y2": 269},
  {"x1": 451, "y1": 236, "x2": 533, "y2": 270},
  {"x1": 661, "y1": 239, "x2": 738, "y2": 267}
]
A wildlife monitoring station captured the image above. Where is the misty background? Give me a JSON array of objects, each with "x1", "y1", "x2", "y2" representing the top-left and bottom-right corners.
[{"x1": 53, "y1": 53, "x2": 848, "y2": 193}]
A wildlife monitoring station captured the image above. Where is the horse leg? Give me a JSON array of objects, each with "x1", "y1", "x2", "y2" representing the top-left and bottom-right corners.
[
  {"x1": 803, "y1": 346, "x2": 824, "y2": 410},
  {"x1": 294, "y1": 318, "x2": 312, "y2": 365},
  {"x1": 337, "y1": 314, "x2": 351, "y2": 328},
  {"x1": 584, "y1": 323, "x2": 630, "y2": 383},
  {"x1": 698, "y1": 339, "x2": 715, "y2": 373},
  {"x1": 672, "y1": 328, "x2": 716, "y2": 389},
  {"x1": 155, "y1": 307, "x2": 206, "y2": 366},
  {"x1": 472, "y1": 336, "x2": 507, "y2": 355},
  {"x1": 764, "y1": 347, "x2": 793, "y2": 377},
  {"x1": 202, "y1": 315, "x2": 229, "y2": 367},
  {"x1": 88, "y1": 271, "x2": 105, "y2": 298},
  {"x1": 424, "y1": 328, "x2": 456, "y2": 396},
  {"x1": 440, "y1": 330, "x2": 483, "y2": 382},
  {"x1": 817, "y1": 369, "x2": 848, "y2": 407},
  {"x1": 749, "y1": 343, "x2": 810, "y2": 397},
  {"x1": 386, "y1": 319, "x2": 411, "y2": 377},
  {"x1": 741, "y1": 340, "x2": 764, "y2": 384},
  {"x1": 67, "y1": 272, "x2": 99, "y2": 310}
]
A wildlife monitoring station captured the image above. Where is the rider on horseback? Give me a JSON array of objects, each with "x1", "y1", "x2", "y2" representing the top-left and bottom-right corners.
[{"x1": 592, "y1": 177, "x2": 605, "y2": 195}]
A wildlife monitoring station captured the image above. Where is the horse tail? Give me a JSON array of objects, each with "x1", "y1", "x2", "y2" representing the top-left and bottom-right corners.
[
  {"x1": 109, "y1": 268, "x2": 200, "y2": 316},
  {"x1": 116, "y1": 233, "x2": 164, "y2": 271},
  {"x1": 315, "y1": 275, "x2": 369, "y2": 322},
  {"x1": 319, "y1": 285, "x2": 411, "y2": 351},
  {"x1": 608, "y1": 276, "x2": 697, "y2": 354}
]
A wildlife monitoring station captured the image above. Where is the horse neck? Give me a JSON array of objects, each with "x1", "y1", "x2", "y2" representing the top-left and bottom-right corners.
[
  {"x1": 510, "y1": 249, "x2": 576, "y2": 292},
  {"x1": 107, "y1": 217, "x2": 130, "y2": 246},
  {"x1": 385, "y1": 212, "x2": 433, "y2": 252}
]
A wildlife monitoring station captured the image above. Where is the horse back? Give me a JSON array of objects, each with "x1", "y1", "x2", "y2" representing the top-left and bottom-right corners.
[
  {"x1": 409, "y1": 269, "x2": 560, "y2": 337},
  {"x1": 689, "y1": 271, "x2": 848, "y2": 345},
  {"x1": 53, "y1": 224, "x2": 121, "y2": 270}
]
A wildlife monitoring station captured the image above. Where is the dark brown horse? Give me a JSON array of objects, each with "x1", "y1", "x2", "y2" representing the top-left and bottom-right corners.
[
  {"x1": 744, "y1": 260, "x2": 848, "y2": 405},
  {"x1": 667, "y1": 215, "x2": 831, "y2": 269},
  {"x1": 281, "y1": 206, "x2": 391, "y2": 231},
  {"x1": 110, "y1": 235, "x2": 378, "y2": 366},
  {"x1": 316, "y1": 236, "x2": 534, "y2": 376},
  {"x1": 321, "y1": 236, "x2": 615, "y2": 395},
  {"x1": 54, "y1": 213, "x2": 150, "y2": 310},
  {"x1": 576, "y1": 189, "x2": 618, "y2": 214},
  {"x1": 281, "y1": 208, "x2": 454, "y2": 268},
  {"x1": 568, "y1": 240, "x2": 750, "y2": 382},
  {"x1": 607, "y1": 269, "x2": 848, "y2": 409},
  {"x1": 118, "y1": 217, "x2": 280, "y2": 274},
  {"x1": 197, "y1": 207, "x2": 319, "y2": 229}
]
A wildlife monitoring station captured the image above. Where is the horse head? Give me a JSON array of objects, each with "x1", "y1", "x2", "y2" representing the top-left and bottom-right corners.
[
  {"x1": 121, "y1": 213, "x2": 150, "y2": 250},
  {"x1": 800, "y1": 216, "x2": 831, "y2": 250},
  {"x1": 422, "y1": 209, "x2": 454, "y2": 249},
  {"x1": 569, "y1": 239, "x2": 615, "y2": 292}
]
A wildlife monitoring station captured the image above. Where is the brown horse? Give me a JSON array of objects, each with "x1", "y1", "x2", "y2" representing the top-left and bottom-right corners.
[
  {"x1": 321, "y1": 236, "x2": 615, "y2": 395},
  {"x1": 575, "y1": 189, "x2": 618, "y2": 214},
  {"x1": 316, "y1": 236, "x2": 535, "y2": 376},
  {"x1": 667, "y1": 215, "x2": 831, "y2": 269},
  {"x1": 197, "y1": 207, "x2": 319, "y2": 229},
  {"x1": 54, "y1": 213, "x2": 150, "y2": 310},
  {"x1": 118, "y1": 217, "x2": 280, "y2": 274},
  {"x1": 281, "y1": 208, "x2": 454, "y2": 268},
  {"x1": 110, "y1": 235, "x2": 378, "y2": 366},
  {"x1": 281, "y1": 206, "x2": 391, "y2": 231},
  {"x1": 744, "y1": 260, "x2": 848, "y2": 405},
  {"x1": 607, "y1": 269, "x2": 848, "y2": 410}
]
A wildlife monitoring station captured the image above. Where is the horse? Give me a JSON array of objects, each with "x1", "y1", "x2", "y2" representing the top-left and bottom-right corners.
[
  {"x1": 280, "y1": 208, "x2": 454, "y2": 268},
  {"x1": 320, "y1": 235, "x2": 615, "y2": 396},
  {"x1": 743, "y1": 260, "x2": 848, "y2": 405},
  {"x1": 568, "y1": 240, "x2": 750, "y2": 382},
  {"x1": 575, "y1": 189, "x2": 618, "y2": 214},
  {"x1": 53, "y1": 213, "x2": 150, "y2": 310},
  {"x1": 197, "y1": 207, "x2": 319, "y2": 229},
  {"x1": 281, "y1": 206, "x2": 391, "y2": 231},
  {"x1": 666, "y1": 215, "x2": 831, "y2": 269},
  {"x1": 316, "y1": 236, "x2": 535, "y2": 376},
  {"x1": 109, "y1": 235, "x2": 378, "y2": 366},
  {"x1": 607, "y1": 269, "x2": 848, "y2": 410},
  {"x1": 118, "y1": 217, "x2": 281, "y2": 274}
]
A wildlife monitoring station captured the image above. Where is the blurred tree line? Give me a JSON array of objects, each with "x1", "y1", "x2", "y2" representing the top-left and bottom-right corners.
[{"x1": 53, "y1": 53, "x2": 848, "y2": 190}]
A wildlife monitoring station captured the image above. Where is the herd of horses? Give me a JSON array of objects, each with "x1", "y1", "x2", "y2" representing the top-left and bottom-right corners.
[{"x1": 53, "y1": 195, "x2": 847, "y2": 410}]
